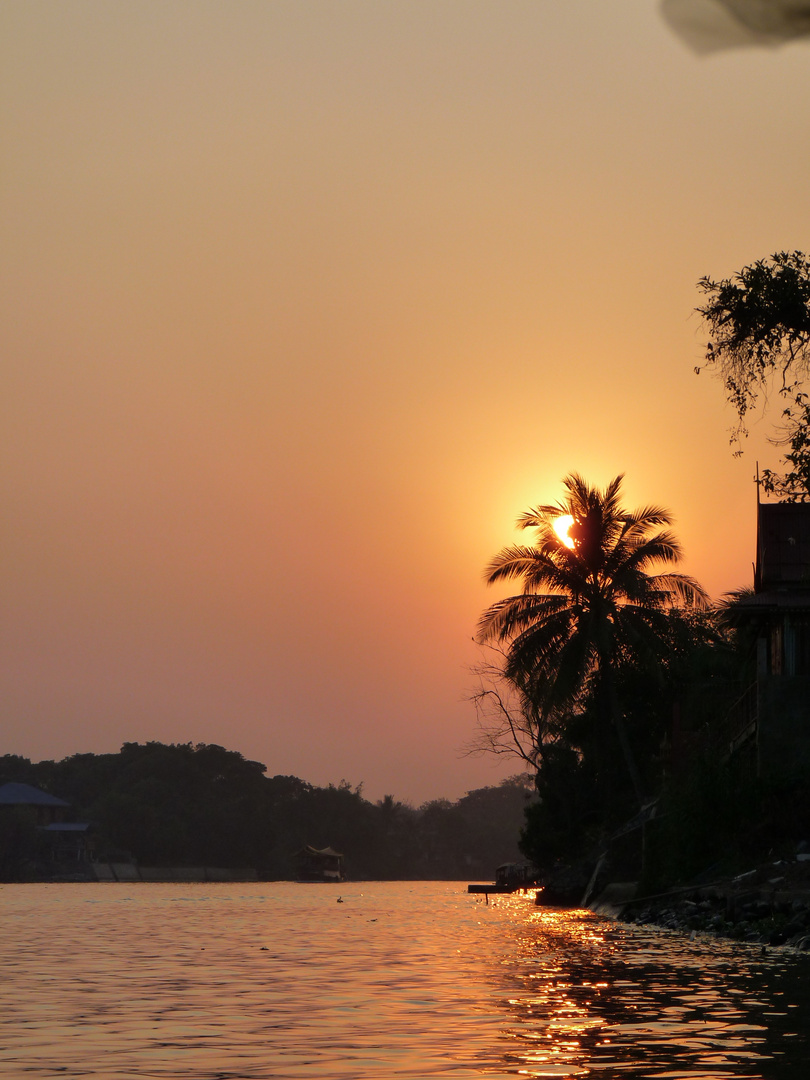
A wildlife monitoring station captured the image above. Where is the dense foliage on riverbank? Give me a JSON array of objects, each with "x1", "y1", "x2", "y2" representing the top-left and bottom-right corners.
[
  {"x1": 477, "y1": 471, "x2": 810, "y2": 900},
  {"x1": 0, "y1": 742, "x2": 534, "y2": 881}
]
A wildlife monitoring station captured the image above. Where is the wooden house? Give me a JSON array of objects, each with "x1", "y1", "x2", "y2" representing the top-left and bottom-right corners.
[{"x1": 729, "y1": 501, "x2": 810, "y2": 772}]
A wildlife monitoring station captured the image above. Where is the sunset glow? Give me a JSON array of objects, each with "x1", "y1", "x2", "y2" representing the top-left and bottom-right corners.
[
  {"x1": 1, "y1": 3, "x2": 806, "y2": 804},
  {"x1": 553, "y1": 515, "x2": 576, "y2": 550}
]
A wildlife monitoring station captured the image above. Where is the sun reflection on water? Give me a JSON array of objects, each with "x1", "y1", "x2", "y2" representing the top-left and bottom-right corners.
[{"x1": 489, "y1": 899, "x2": 810, "y2": 1079}]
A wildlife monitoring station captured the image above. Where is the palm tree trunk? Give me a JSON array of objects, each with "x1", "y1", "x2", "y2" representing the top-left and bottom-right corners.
[
  {"x1": 602, "y1": 664, "x2": 645, "y2": 809},
  {"x1": 613, "y1": 709, "x2": 645, "y2": 809}
]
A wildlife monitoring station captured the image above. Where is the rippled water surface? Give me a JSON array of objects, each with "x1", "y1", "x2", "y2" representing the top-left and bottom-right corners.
[{"x1": 2, "y1": 881, "x2": 810, "y2": 1079}]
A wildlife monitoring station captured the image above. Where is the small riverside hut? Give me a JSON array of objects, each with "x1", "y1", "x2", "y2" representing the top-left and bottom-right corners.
[
  {"x1": 292, "y1": 845, "x2": 345, "y2": 882},
  {"x1": 495, "y1": 861, "x2": 538, "y2": 889},
  {"x1": 39, "y1": 822, "x2": 95, "y2": 863}
]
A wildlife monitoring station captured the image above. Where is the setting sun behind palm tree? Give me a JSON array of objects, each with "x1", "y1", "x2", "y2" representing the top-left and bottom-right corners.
[
  {"x1": 552, "y1": 514, "x2": 575, "y2": 549},
  {"x1": 477, "y1": 473, "x2": 710, "y2": 803}
]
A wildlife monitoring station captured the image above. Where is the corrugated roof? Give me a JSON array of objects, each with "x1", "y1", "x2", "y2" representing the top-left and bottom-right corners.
[
  {"x1": 0, "y1": 782, "x2": 70, "y2": 807},
  {"x1": 39, "y1": 822, "x2": 90, "y2": 832},
  {"x1": 293, "y1": 845, "x2": 344, "y2": 859}
]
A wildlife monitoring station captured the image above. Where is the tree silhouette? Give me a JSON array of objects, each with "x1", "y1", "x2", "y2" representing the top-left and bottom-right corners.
[
  {"x1": 477, "y1": 473, "x2": 709, "y2": 805},
  {"x1": 697, "y1": 250, "x2": 810, "y2": 499}
]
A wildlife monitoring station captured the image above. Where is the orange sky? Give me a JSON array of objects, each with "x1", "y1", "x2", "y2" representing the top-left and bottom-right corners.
[{"x1": 2, "y1": 2, "x2": 809, "y2": 804}]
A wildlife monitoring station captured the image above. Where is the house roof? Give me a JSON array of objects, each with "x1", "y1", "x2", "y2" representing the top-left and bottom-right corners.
[
  {"x1": 735, "y1": 589, "x2": 810, "y2": 611},
  {"x1": 756, "y1": 502, "x2": 810, "y2": 592},
  {"x1": 0, "y1": 782, "x2": 69, "y2": 808},
  {"x1": 293, "y1": 845, "x2": 343, "y2": 859}
]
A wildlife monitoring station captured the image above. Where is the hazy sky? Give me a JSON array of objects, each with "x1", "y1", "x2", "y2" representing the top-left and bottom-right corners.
[{"x1": 2, "y1": 2, "x2": 809, "y2": 804}]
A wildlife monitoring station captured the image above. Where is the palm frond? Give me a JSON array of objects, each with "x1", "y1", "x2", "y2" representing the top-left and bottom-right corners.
[
  {"x1": 477, "y1": 592, "x2": 570, "y2": 643},
  {"x1": 482, "y1": 545, "x2": 545, "y2": 584},
  {"x1": 641, "y1": 572, "x2": 710, "y2": 608},
  {"x1": 622, "y1": 504, "x2": 674, "y2": 530},
  {"x1": 479, "y1": 473, "x2": 710, "y2": 747}
]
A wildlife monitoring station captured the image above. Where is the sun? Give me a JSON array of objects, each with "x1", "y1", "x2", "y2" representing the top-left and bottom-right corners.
[{"x1": 553, "y1": 514, "x2": 575, "y2": 549}]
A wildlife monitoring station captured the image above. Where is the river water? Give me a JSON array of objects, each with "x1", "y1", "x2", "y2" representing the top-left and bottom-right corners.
[{"x1": 1, "y1": 881, "x2": 809, "y2": 1079}]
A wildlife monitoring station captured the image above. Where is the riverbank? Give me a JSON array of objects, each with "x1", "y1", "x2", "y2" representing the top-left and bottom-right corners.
[{"x1": 591, "y1": 857, "x2": 810, "y2": 948}]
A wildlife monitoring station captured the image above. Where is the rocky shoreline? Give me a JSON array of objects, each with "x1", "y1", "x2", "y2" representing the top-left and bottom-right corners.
[{"x1": 591, "y1": 859, "x2": 810, "y2": 949}]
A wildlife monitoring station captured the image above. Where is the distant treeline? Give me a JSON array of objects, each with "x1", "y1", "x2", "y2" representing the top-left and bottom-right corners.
[{"x1": 0, "y1": 742, "x2": 534, "y2": 881}]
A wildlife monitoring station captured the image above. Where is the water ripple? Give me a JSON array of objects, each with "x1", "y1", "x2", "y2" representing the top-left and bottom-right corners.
[{"x1": 1, "y1": 883, "x2": 809, "y2": 1078}]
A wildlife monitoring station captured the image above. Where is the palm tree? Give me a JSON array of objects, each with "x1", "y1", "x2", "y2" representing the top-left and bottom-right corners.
[{"x1": 477, "y1": 473, "x2": 709, "y2": 805}]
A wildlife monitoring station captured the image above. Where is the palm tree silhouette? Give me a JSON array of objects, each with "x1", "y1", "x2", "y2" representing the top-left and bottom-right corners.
[{"x1": 477, "y1": 473, "x2": 709, "y2": 805}]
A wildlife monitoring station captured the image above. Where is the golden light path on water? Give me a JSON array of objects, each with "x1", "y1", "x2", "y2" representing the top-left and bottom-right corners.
[
  {"x1": 1, "y1": 882, "x2": 809, "y2": 1079},
  {"x1": 497, "y1": 895, "x2": 810, "y2": 1079}
]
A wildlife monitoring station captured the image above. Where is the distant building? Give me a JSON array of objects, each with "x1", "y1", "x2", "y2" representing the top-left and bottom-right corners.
[
  {"x1": 291, "y1": 845, "x2": 345, "y2": 882},
  {"x1": 0, "y1": 781, "x2": 94, "y2": 863}
]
